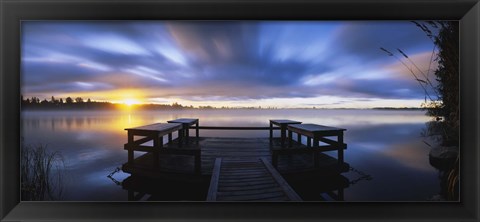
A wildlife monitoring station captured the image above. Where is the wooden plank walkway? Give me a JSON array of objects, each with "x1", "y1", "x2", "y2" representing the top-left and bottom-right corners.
[{"x1": 207, "y1": 157, "x2": 302, "y2": 201}]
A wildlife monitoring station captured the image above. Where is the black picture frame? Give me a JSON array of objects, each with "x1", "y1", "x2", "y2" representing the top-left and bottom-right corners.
[{"x1": 1, "y1": 0, "x2": 479, "y2": 221}]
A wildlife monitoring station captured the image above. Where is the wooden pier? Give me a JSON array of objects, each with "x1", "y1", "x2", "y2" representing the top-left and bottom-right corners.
[{"x1": 121, "y1": 120, "x2": 349, "y2": 201}]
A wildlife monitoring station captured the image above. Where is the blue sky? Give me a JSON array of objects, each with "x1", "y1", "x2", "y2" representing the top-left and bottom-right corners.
[{"x1": 21, "y1": 21, "x2": 439, "y2": 108}]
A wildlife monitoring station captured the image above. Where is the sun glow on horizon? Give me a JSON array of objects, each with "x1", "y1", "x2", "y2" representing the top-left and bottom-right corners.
[
  {"x1": 123, "y1": 98, "x2": 140, "y2": 106},
  {"x1": 104, "y1": 89, "x2": 146, "y2": 107}
]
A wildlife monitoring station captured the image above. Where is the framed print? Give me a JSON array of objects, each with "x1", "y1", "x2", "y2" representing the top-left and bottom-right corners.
[{"x1": 1, "y1": 0, "x2": 479, "y2": 221}]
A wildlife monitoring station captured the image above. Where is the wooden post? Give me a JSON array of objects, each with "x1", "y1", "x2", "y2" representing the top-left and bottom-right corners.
[
  {"x1": 168, "y1": 133, "x2": 172, "y2": 144},
  {"x1": 196, "y1": 120, "x2": 199, "y2": 138},
  {"x1": 195, "y1": 120, "x2": 200, "y2": 145},
  {"x1": 297, "y1": 133, "x2": 301, "y2": 144},
  {"x1": 288, "y1": 130, "x2": 293, "y2": 147},
  {"x1": 128, "y1": 149, "x2": 134, "y2": 164},
  {"x1": 185, "y1": 123, "x2": 190, "y2": 145},
  {"x1": 178, "y1": 129, "x2": 183, "y2": 148},
  {"x1": 127, "y1": 131, "x2": 134, "y2": 164},
  {"x1": 313, "y1": 135, "x2": 319, "y2": 167},
  {"x1": 153, "y1": 133, "x2": 161, "y2": 168},
  {"x1": 280, "y1": 125, "x2": 286, "y2": 147},
  {"x1": 269, "y1": 122, "x2": 273, "y2": 145},
  {"x1": 307, "y1": 137, "x2": 311, "y2": 147},
  {"x1": 338, "y1": 131, "x2": 344, "y2": 165}
]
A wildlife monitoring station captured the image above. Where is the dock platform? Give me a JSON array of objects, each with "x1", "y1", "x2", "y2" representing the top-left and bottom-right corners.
[{"x1": 121, "y1": 122, "x2": 350, "y2": 201}]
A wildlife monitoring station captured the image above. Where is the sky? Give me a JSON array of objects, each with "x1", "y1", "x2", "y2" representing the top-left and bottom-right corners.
[{"x1": 21, "y1": 21, "x2": 441, "y2": 108}]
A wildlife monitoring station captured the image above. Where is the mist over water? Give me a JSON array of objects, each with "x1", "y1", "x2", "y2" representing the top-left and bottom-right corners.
[{"x1": 22, "y1": 109, "x2": 440, "y2": 201}]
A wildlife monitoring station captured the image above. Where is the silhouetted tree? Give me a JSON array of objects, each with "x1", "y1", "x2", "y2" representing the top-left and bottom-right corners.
[
  {"x1": 172, "y1": 102, "x2": 183, "y2": 109},
  {"x1": 432, "y1": 21, "x2": 459, "y2": 146},
  {"x1": 431, "y1": 21, "x2": 459, "y2": 201},
  {"x1": 75, "y1": 97, "x2": 84, "y2": 103},
  {"x1": 65, "y1": 97, "x2": 73, "y2": 104},
  {"x1": 31, "y1": 97, "x2": 39, "y2": 104}
]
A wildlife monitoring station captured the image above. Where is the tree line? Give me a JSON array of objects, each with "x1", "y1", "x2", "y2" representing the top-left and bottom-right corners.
[
  {"x1": 21, "y1": 95, "x2": 115, "y2": 110},
  {"x1": 21, "y1": 95, "x2": 215, "y2": 110}
]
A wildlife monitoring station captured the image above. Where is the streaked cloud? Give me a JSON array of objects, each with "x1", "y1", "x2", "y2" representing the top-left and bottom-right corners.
[{"x1": 21, "y1": 21, "x2": 442, "y2": 108}]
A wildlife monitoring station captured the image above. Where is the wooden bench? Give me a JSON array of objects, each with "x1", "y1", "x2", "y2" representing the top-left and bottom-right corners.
[
  {"x1": 279, "y1": 124, "x2": 346, "y2": 168},
  {"x1": 269, "y1": 119, "x2": 302, "y2": 147},
  {"x1": 167, "y1": 118, "x2": 199, "y2": 145},
  {"x1": 124, "y1": 123, "x2": 201, "y2": 174}
]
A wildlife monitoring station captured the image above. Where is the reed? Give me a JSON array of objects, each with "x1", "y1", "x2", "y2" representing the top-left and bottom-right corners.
[
  {"x1": 381, "y1": 21, "x2": 459, "y2": 200},
  {"x1": 21, "y1": 141, "x2": 65, "y2": 201}
]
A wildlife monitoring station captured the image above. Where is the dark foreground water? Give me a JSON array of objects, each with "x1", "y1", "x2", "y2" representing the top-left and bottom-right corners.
[{"x1": 21, "y1": 109, "x2": 443, "y2": 201}]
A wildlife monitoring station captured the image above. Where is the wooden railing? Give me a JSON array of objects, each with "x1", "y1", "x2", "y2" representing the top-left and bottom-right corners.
[{"x1": 190, "y1": 126, "x2": 280, "y2": 130}]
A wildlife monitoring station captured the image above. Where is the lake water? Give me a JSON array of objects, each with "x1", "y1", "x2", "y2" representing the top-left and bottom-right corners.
[{"x1": 21, "y1": 109, "x2": 443, "y2": 201}]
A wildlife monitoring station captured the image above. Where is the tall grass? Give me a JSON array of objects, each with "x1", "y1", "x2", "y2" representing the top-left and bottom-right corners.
[
  {"x1": 381, "y1": 21, "x2": 459, "y2": 146},
  {"x1": 21, "y1": 141, "x2": 65, "y2": 201}
]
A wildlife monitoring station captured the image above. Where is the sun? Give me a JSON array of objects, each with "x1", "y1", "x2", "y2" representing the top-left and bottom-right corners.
[{"x1": 124, "y1": 98, "x2": 139, "y2": 106}]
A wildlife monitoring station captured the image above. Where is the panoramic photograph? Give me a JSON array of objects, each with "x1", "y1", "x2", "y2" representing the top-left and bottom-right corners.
[{"x1": 20, "y1": 21, "x2": 459, "y2": 201}]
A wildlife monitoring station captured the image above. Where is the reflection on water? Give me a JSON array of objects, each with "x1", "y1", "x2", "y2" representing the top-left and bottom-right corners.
[
  {"x1": 21, "y1": 109, "x2": 440, "y2": 201},
  {"x1": 121, "y1": 173, "x2": 351, "y2": 201},
  {"x1": 284, "y1": 174, "x2": 350, "y2": 201},
  {"x1": 122, "y1": 175, "x2": 210, "y2": 201}
]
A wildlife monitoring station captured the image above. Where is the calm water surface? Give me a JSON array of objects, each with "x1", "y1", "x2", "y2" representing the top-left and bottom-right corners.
[{"x1": 21, "y1": 109, "x2": 441, "y2": 201}]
